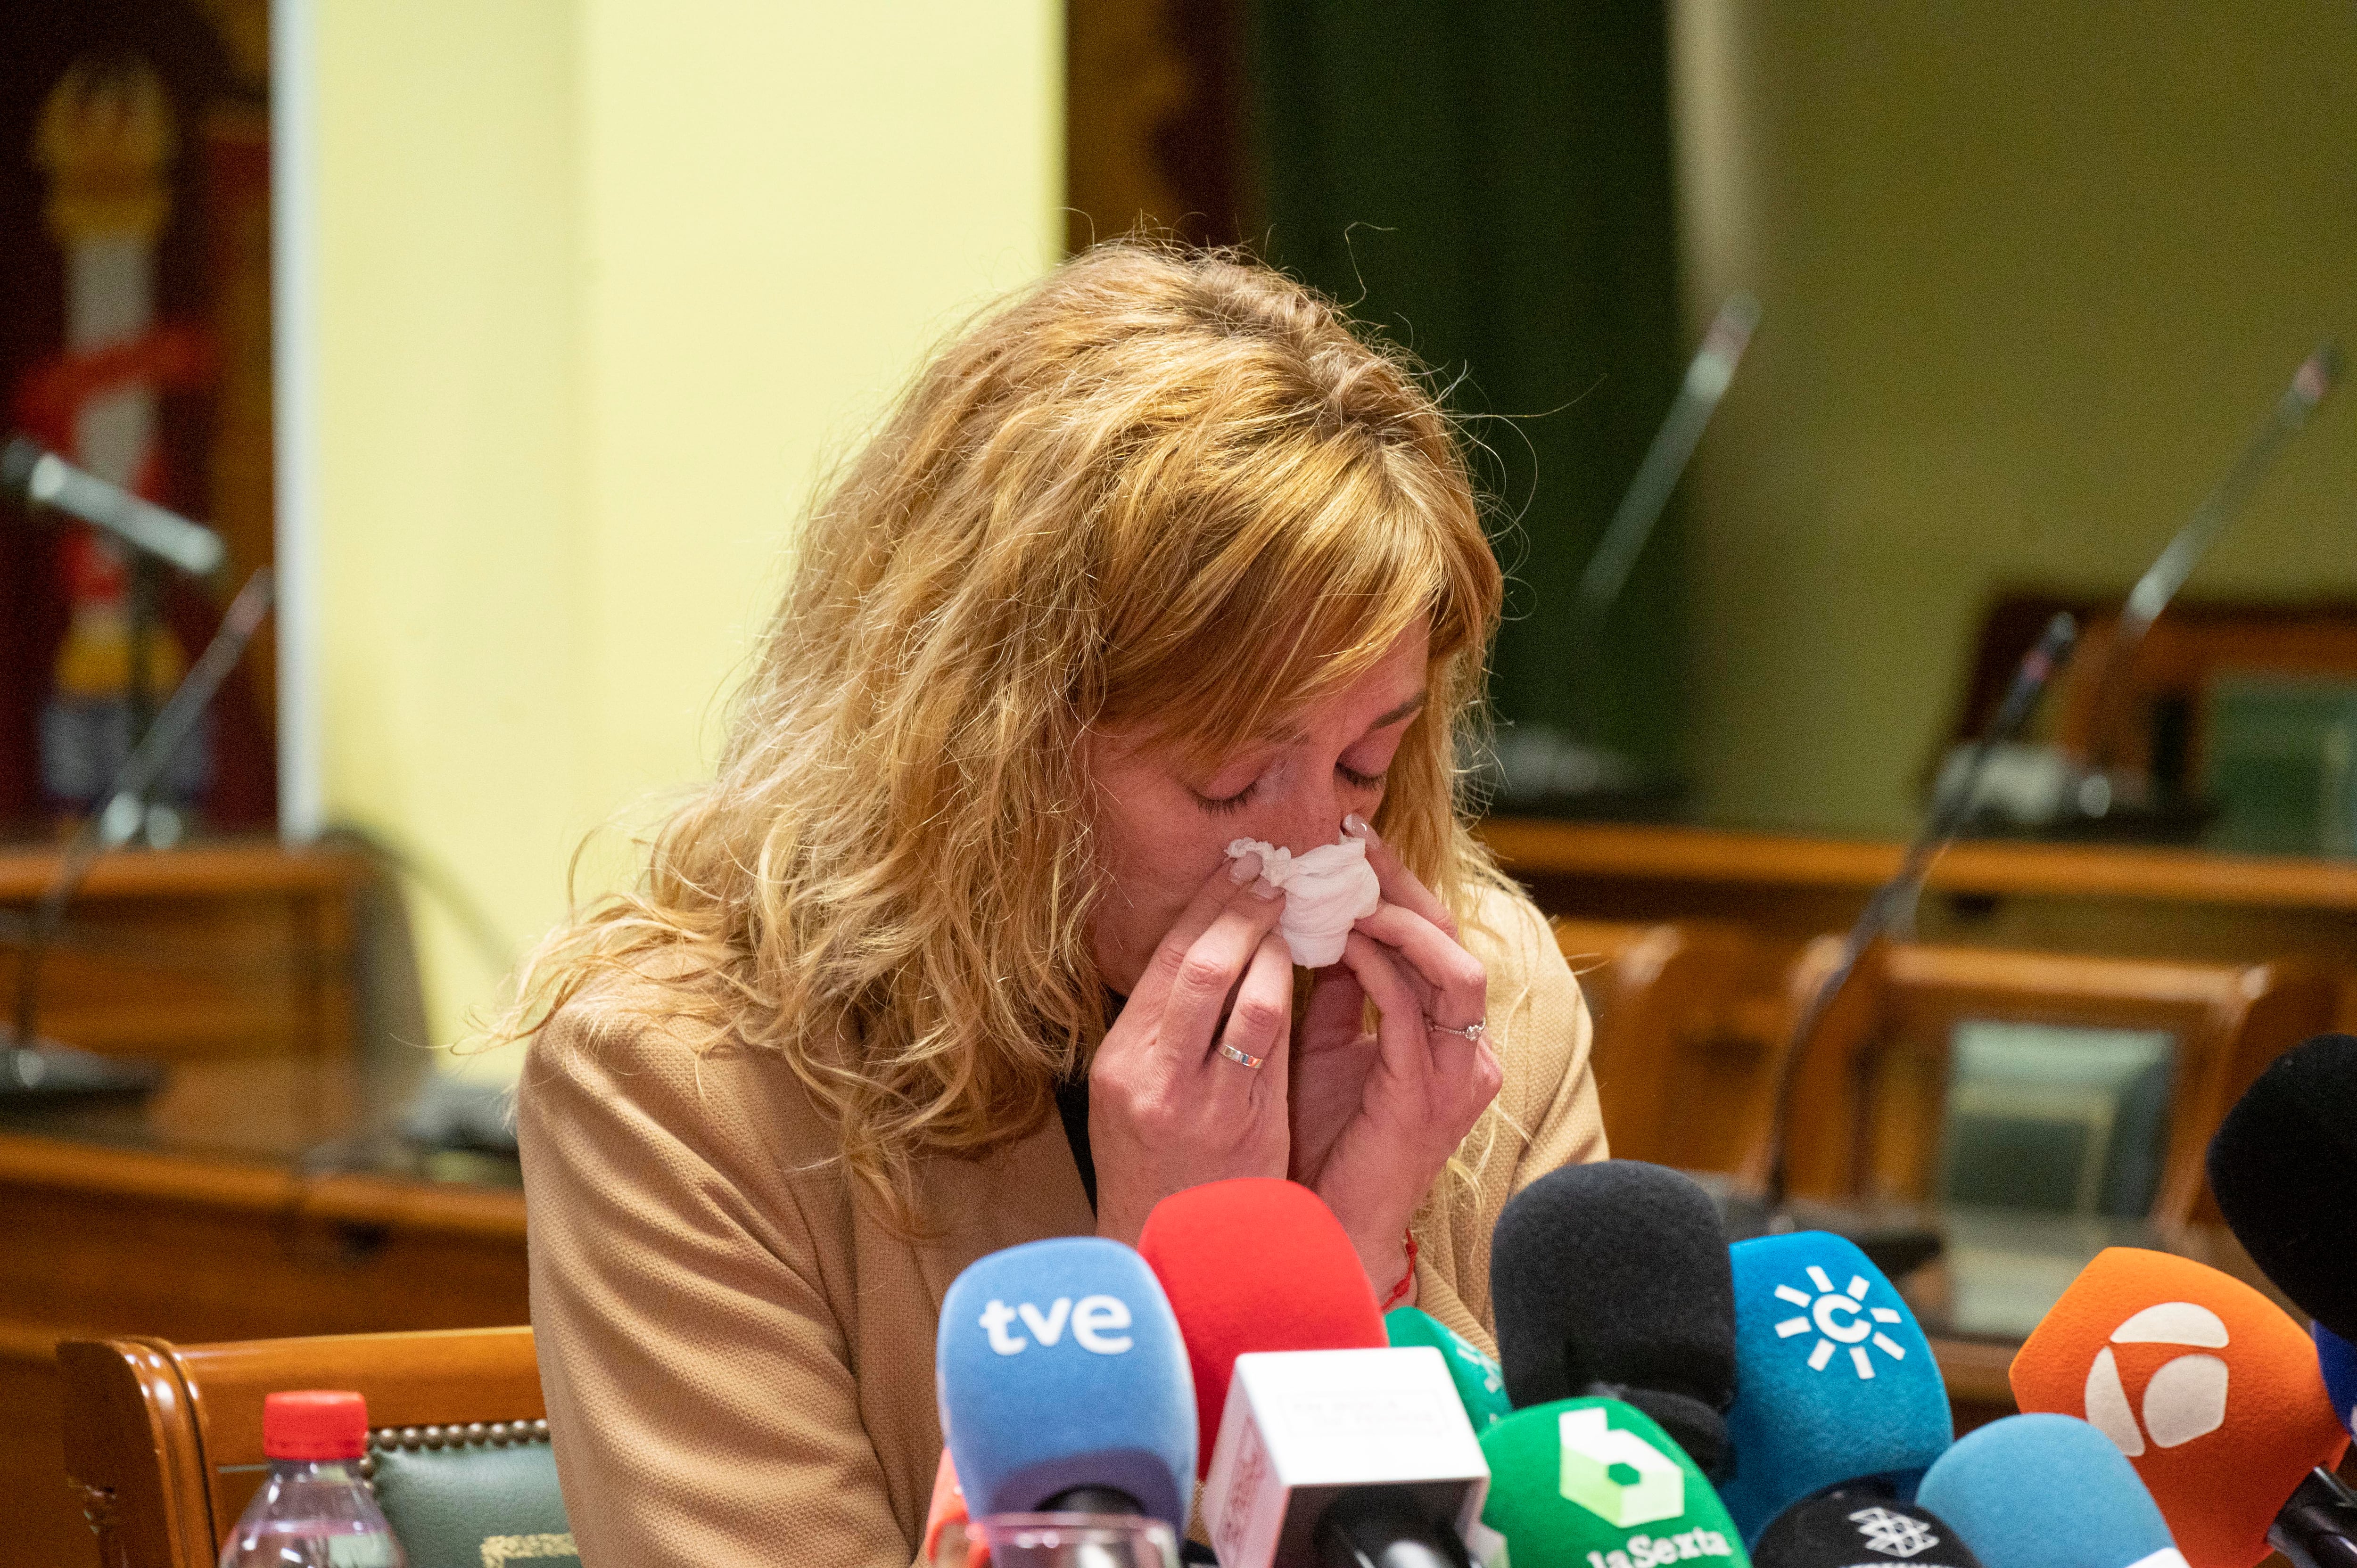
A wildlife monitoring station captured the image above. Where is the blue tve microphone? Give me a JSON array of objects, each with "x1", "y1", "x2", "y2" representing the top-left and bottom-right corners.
[
  {"x1": 2320, "y1": 1325, "x2": 2357, "y2": 1439},
  {"x1": 1917, "y1": 1414, "x2": 2186, "y2": 1568},
  {"x1": 1719, "y1": 1232, "x2": 1951, "y2": 1541},
  {"x1": 936, "y1": 1236, "x2": 1197, "y2": 1535}
]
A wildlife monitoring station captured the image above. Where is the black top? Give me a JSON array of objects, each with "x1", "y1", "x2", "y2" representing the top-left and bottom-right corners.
[
  {"x1": 1053, "y1": 1068, "x2": 1096, "y2": 1213},
  {"x1": 1054, "y1": 990, "x2": 1122, "y2": 1215}
]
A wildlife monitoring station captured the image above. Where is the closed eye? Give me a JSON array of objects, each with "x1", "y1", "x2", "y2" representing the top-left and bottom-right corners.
[
  {"x1": 1338, "y1": 763, "x2": 1385, "y2": 791},
  {"x1": 1192, "y1": 780, "x2": 1260, "y2": 815}
]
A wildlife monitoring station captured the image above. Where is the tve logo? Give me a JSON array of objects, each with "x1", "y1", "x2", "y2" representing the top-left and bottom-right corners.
[
  {"x1": 1559, "y1": 1405, "x2": 1686, "y2": 1527},
  {"x1": 977, "y1": 1294, "x2": 1135, "y2": 1356},
  {"x1": 2081, "y1": 1301, "x2": 2229, "y2": 1456}
]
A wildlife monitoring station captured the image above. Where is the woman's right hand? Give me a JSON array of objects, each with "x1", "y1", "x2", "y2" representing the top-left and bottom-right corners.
[{"x1": 1089, "y1": 853, "x2": 1295, "y2": 1247}]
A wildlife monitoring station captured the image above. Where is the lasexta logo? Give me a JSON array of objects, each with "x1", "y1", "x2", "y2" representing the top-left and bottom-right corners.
[{"x1": 1558, "y1": 1406, "x2": 1686, "y2": 1526}]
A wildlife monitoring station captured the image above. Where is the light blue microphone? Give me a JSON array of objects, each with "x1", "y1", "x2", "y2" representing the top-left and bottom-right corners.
[
  {"x1": 1917, "y1": 1414, "x2": 2184, "y2": 1568},
  {"x1": 1719, "y1": 1232, "x2": 1952, "y2": 1541},
  {"x1": 2319, "y1": 1324, "x2": 2357, "y2": 1439},
  {"x1": 936, "y1": 1236, "x2": 1197, "y2": 1535}
]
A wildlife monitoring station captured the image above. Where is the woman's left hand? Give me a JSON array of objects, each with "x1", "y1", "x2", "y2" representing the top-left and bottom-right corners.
[{"x1": 1288, "y1": 816, "x2": 1501, "y2": 1300}]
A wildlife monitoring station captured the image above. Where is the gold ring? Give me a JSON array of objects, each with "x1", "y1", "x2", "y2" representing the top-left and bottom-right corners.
[
  {"x1": 1217, "y1": 1042, "x2": 1266, "y2": 1070},
  {"x1": 1426, "y1": 1017, "x2": 1485, "y2": 1043}
]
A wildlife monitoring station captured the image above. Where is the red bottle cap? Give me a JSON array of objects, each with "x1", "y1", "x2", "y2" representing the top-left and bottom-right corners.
[{"x1": 262, "y1": 1390, "x2": 369, "y2": 1461}]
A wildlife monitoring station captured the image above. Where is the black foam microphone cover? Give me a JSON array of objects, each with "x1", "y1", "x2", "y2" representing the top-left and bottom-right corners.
[
  {"x1": 1755, "y1": 1494, "x2": 1983, "y2": 1568},
  {"x1": 1490, "y1": 1160, "x2": 1738, "y2": 1475},
  {"x1": 2207, "y1": 1033, "x2": 2357, "y2": 1343}
]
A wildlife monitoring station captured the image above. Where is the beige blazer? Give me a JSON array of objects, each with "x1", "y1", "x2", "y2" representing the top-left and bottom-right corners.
[{"x1": 516, "y1": 883, "x2": 1605, "y2": 1567}]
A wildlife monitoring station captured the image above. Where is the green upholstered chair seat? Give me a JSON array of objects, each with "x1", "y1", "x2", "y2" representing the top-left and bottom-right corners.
[{"x1": 364, "y1": 1423, "x2": 577, "y2": 1568}]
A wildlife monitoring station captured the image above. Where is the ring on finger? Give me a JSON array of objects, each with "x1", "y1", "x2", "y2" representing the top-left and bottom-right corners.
[
  {"x1": 1425, "y1": 1015, "x2": 1485, "y2": 1043},
  {"x1": 1216, "y1": 1041, "x2": 1267, "y2": 1070}
]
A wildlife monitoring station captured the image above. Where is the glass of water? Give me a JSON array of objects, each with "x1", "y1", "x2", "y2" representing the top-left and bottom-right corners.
[{"x1": 931, "y1": 1512, "x2": 1180, "y2": 1568}]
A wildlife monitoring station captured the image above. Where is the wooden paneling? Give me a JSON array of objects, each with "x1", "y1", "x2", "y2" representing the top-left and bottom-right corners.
[
  {"x1": 0, "y1": 1057, "x2": 526, "y2": 1568},
  {"x1": 1485, "y1": 818, "x2": 2357, "y2": 1027},
  {"x1": 0, "y1": 840, "x2": 367, "y2": 1061}
]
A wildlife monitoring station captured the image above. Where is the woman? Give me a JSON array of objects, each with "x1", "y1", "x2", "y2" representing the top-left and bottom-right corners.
[{"x1": 513, "y1": 243, "x2": 1605, "y2": 1565}]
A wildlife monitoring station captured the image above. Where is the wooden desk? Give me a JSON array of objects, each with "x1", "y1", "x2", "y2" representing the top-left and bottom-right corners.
[
  {"x1": 0, "y1": 839, "x2": 371, "y2": 1061},
  {"x1": 1484, "y1": 818, "x2": 2357, "y2": 1022},
  {"x1": 0, "y1": 1058, "x2": 526, "y2": 1568}
]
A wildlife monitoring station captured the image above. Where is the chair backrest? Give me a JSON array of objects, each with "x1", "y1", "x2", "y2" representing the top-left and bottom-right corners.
[
  {"x1": 1774, "y1": 940, "x2": 2339, "y2": 1224},
  {"x1": 59, "y1": 1325, "x2": 567, "y2": 1568},
  {"x1": 1554, "y1": 918, "x2": 1794, "y2": 1172}
]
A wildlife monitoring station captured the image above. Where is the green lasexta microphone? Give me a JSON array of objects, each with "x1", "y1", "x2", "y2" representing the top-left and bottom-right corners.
[
  {"x1": 1387, "y1": 1306, "x2": 1514, "y2": 1432},
  {"x1": 1476, "y1": 1396, "x2": 1750, "y2": 1568}
]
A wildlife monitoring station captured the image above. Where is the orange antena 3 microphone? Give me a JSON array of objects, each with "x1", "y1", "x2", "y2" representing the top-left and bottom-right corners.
[{"x1": 2009, "y1": 1248, "x2": 2353, "y2": 1568}]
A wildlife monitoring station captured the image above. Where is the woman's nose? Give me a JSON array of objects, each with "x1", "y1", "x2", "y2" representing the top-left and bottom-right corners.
[{"x1": 1259, "y1": 779, "x2": 1347, "y2": 855}]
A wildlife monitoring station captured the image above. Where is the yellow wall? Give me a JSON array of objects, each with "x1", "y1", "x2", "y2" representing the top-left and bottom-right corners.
[
  {"x1": 313, "y1": 3, "x2": 1060, "y2": 1052},
  {"x1": 1670, "y1": 2, "x2": 2357, "y2": 835}
]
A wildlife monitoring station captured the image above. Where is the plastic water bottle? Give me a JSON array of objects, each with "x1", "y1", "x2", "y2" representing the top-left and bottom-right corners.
[{"x1": 218, "y1": 1390, "x2": 408, "y2": 1568}]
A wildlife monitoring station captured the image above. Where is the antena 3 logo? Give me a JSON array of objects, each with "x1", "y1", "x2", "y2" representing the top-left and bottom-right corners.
[
  {"x1": 2081, "y1": 1302, "x2": 2230, "y2": 1455},
  {"x1": 977, "y1": 1295, "x2": 1136, "y2": 1356}
]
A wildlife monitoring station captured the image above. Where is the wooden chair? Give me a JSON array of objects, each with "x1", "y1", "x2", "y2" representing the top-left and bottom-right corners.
[
  {"x1": 1773, "y1": 940, "x2": 2339, "y2": 1225},
  {"x1": 58, "y1": 1325, "x2": 561, "y2": 1568},
  {"x1": 1554, "y1": 918, "x2": 1795, "y2": 1172}
]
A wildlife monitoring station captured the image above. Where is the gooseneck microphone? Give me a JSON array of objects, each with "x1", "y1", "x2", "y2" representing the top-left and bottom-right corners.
[
  {"x1": 1489, "y1": 1161, "x2": 1738, "y2": 1476},
  {"x1": 1731, "y1": 613, "x2": 2077, "y2": 1250},
  {"x1": 2080, "y1": 342, "x2": 2342, "y2": 776},
  {"x1": 935, "y1": 1236, "x2": 1197, "y2": 1535},
  {"x1": 2206, "y1": 1034, "x2": 2357, "y2": 1346},
  {"x1": 1754, "y1": 1494, "x2": 1981, "y2": 1568},
  {"x1": 1719, "y1": 1232, "x2": 1951, "y2": 1542},
  {"x1": 1916, "y1": 1414, "x2": 2186, "y2": 1568},
  {"x1": 2, "y1": 435, "x2": 227, "y2": 577},
  {"x1": 2009, "y1": 1247, "x2": 2351, "y2": 1568}
]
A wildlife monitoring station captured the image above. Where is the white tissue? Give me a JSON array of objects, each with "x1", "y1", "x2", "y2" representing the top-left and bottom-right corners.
[{"x1": 1226, "y1": 835, "x2": 1382, "y2": 967}]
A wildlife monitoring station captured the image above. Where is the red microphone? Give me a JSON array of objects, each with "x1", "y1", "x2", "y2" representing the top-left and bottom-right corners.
[
  {"x1": 1135, "y1": 1177, "x2": 1386, "y2": 1478},
  {"x1": 923, "y1": 1446, "x2": 974, "y2": 1565},
  {"x1": 2010, "y1": 1247, "x2": 2349, "y2": 1568}
]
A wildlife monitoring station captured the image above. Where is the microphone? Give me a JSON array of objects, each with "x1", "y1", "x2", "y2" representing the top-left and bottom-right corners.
[
  {"x1": 1139, "y1": 1180, "x2": 1479, "y2": 1568},
  {"x1": 1205, "y1": 1345, "x2": 1490, "y2": 1568},
  {"x1": 1476, "y1": 1395, "x2": 1750, "y2": 1568},
  {"x1": 1386, "y1": 1306, "x2": 1514, "y2": 1433},
  {"x1": 1914, "y1": 1414, "x2": 2185, "y2": 1568},
  {"x1": 1754, "y1": 1494, "x2": 1980, "y2": 1568},
  {"x1": 2319, "y1": 1325, "x2": 2357, "y2": 1440},
  {"x1": 1489, "y1": 1162, "x2": 1739, "y2": 1476},
  {"x1": 935, "y1": 1236, "x2": 1197, "y2": 1535},
  {"x1": 2206, "y1": 1033, "x2": 2357, "y2": 1345},
  {"x1": 1719, "y1": 1232, "x2": 1952, "y2": 1542},
  {"x1": 2008, "y1": 1246, "x2": 2351, "y2": 1568},
  {"x1": 1, "y1": 435, "x2": 226, "y2": 576},
  {"x1": 923, "y1": 1447, "x2": 969, "y2": 1564},
  {"x1": 1136, "y1": 1177, "x2": 1387, "y2": 1477}
]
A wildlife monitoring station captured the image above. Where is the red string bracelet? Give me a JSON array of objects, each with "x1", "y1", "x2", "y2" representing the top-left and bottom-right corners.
[{"x1": 1378, "y1": 1229, "x2": 1419, "y2": 1312}]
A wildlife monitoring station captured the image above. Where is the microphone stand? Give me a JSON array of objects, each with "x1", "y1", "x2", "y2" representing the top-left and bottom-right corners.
[
  {"x1": 1723, "y1": 613, "x2": 2080, "y2": 1271},
  {"x1": 2059, "y1": 340, "x2": 2340, "y2": 834},
  {"x1": 5, "y1": 568, "x2": 275, "y2": 1101},
  {"x1": 1491, "y1": 294, "x2": 1759, "y2": 817}
]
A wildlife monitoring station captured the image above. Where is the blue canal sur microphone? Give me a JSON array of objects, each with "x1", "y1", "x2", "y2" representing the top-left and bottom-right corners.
[{"x1": 1719, "y1": 1231, "x2": 1951, "y2": 1541}]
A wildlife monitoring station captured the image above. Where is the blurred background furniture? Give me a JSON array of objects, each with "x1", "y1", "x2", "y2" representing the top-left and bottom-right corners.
[
  {"x1": 0, "y1": 840, "x2": 369, "y2": 1062},
  {"x1": 59, "y1": 1325, "x2": 560, "y2": 1568},
  {"x1": 0, "y1": 1054, "x2": 526, "y2": 1568},
  {"x1": 1552, "y1": 918, "x2": 1792, "y2": 1173},
  {"x1": 1772, "y1": 942, "x2": 2336, "y2": 1224}
]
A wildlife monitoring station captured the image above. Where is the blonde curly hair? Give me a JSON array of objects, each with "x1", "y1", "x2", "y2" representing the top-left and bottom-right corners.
[{"x1": 509, "y1": 242, "x2": 1507, "y2": 1227}]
